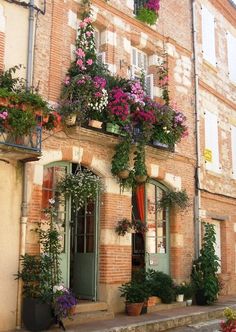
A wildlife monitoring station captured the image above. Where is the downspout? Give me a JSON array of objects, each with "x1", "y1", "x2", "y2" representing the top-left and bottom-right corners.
[
  {"x1": 16, "y1": 0, "x2": 35, "y2": 328},
  {"x1": 191, "y1": 0, "x2": 201, "y2": 258}
]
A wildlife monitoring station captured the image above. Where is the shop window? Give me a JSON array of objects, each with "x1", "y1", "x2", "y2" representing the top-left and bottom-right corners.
[{"x1": 201, "y1": 5, "x2": 216, "y2": 66}]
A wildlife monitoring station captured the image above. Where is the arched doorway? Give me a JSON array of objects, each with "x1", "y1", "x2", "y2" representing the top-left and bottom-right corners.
[
  {"x1": 42, "y1": 162, "x2": 99, "y2": 300},
  {"x1": 132, "y1": 180, "x2": 170, "y2": 275}
]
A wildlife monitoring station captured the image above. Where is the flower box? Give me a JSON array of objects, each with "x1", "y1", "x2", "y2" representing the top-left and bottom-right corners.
[
  {"x1": 106, "y1": 123, "x2": 120, "y2": 134},
  {"x1": 88, "y1": 119, "x2": 103, "y2": 129}
]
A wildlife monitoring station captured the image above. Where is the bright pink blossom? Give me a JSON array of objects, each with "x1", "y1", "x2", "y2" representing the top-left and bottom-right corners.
[
  {"x1": 86, "y1": 59, "x2": 93, "y2": 65},
  {"x1": 76, "y1": 48, "x2": 85, "y2": 57},
  {"x1": 79, "y1": 21, "x2": 86, "y2": 28},
  {"x1": 76, "y1": 59, "x2": 84, "y2": 67}
]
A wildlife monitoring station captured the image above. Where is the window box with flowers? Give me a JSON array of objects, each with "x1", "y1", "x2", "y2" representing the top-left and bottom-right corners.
[
  {"x1": 0, "y1": 67, "x2": 61, "y2": 153},
  {"x1": 60, "y1": 7, "x2": 188, "y2": 190},
  {"x1": 134, "y1": 0, "x2": 160, "y2": 26}
]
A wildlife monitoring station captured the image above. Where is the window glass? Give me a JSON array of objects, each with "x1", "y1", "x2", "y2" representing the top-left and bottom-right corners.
[{"x1": 227, "y1": 32, "x2": 236, "y2": 82}]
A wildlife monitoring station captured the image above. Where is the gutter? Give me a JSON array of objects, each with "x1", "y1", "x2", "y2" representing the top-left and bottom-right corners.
[
  {"x1": 16, "y1": 0, "x2": 35, "y2": 328},
  {"x1": 191, "y1": 0, "x2": 201, "y2": 258}
]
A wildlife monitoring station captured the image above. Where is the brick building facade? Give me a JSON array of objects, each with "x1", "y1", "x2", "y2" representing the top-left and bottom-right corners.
[{"x1": 0, "y1": 0, "x2": 235, "y2": 331}]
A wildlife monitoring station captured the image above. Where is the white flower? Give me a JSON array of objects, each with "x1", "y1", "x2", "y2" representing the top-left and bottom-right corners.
[{"x1": 49, "y1": 198, "x2": 55, "y2": 205}]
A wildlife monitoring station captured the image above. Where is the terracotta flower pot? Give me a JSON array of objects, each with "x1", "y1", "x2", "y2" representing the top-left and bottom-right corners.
[
  {"x1": 69, "y1": 305, "x2": 77, "y2": 316},
  {"x1": 135, "y1": 175, "x2": 147, "y2": 183},
  {"x1": 126, "y1": 302, "x2": 143, "y2": 316},
  {"x1": 65, "y1": 114, "x2": 76, "y2": 126},
  {"x1": 117, "y1": 169, "x2": 130, "y2": 179},
  {"x1": 88, "y1": 119, "x2": 103, "y2": 129},
  {"x1": 147, "y1": 296, "x2": 158, "y2": 307}
]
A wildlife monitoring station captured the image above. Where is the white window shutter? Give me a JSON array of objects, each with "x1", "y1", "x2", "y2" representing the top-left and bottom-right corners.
[
  {"x1": 130, "y1": 65, "x2": 135, "y2": 79},
  {"x1": 146, "y1": 74, "x2": 154, "y2": 99},
  {"x1": 132, "y1": 48, "x2": 137, "y2": 66},
  {"x1": 97, "y1": 52, "x2": 106, "y2": 64},
  {"x1": 201, "y1": 6, "x2": 216, "y2": 65},
  {"x1": 204, "y1": 111, "x2": 220, "y2": 172},
  {"x1": 231, "y1": 126, "x2": 236, "y2": 178},
  {"x1": 227, "y1": 33, "x2": 236, "y2": 82}
]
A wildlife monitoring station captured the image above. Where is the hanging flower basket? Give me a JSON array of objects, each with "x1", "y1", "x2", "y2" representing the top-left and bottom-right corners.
[
  {"x1": 117, "y1": 169, "x2": 130, "y2": 179},
  {"x1": 65, "y1": 114, "x2": 77, "y2": 126},
  {"x1": 56, "y1": 168, "x2": 103, "y2": 210}
]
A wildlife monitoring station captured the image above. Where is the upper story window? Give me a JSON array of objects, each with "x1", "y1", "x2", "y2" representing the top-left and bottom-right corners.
[
  {"x1": 201, "y1": 5, "x2": 216, "y2": 66},
  {"x1": 204, "y1": 111, "x2": 220, "y2": 173},
  {"x1": 131, "y1": 47, "x2": 153, "y2": 98},
  {"x1": 134, "y1": 0, "x2": 147, "y2": 15},
  {"x1": 227, "y1": 32, "x2": 236, "y2": 83}
]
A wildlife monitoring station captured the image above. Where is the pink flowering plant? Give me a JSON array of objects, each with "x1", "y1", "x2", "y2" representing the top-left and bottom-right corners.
[
  {"x1": 60, "y1": 12, "x2": 110, "y2": 123},
  {"x1": 136, "y1": 0, "x2": 160, "y2": 25}
]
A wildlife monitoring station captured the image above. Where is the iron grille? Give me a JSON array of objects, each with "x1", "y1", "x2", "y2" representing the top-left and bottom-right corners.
[
  {"x1": 134, "y1": 0, "x2": 147, "y2": 15},
  {"x1": 0, "y1": 125, "x2": 42, "y2": 153}
]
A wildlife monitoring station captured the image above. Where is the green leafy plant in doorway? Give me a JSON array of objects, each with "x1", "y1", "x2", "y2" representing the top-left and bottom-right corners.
[{"x1": 191, "y1": 223, "x2": 221, "y2": 305}]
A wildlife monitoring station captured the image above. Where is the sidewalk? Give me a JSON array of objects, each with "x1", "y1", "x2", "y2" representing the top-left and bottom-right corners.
[{"x1": 47, "y1": 295, "x2": 236, "y2": 332}]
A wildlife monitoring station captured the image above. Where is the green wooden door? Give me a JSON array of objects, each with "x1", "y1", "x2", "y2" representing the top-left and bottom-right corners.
[
  {"x1": 71, "y1": 198, "x2": 98, "y2": 300},
  {"x1": 145, "y1": 181, "x2": 170, "y2": 274},
  {"x1": 42, "y1": 162, "x2": 72, "y2": 287}
]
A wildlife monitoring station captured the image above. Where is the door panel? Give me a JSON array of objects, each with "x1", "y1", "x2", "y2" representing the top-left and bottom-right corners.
[
  {"x1": 145, "y1": 182, "x2": 169, "y2": 274},
  {"x1": 71, "y1": 200, "x2": 97, "y2": 300},
  {"x1": 42, "y1": 162, "x2": 71, "y2": 287}
]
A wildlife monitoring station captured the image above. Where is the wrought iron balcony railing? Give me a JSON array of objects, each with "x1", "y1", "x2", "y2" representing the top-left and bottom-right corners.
[
  {"x1": 0, "y1": 125, "x2": 42, "y2": 153},
  {"x1": 134, "y1": 0, "x2": 147, "y2": 15}
]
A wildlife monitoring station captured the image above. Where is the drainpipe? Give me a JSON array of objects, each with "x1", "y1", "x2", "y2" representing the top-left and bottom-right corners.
[
  {"x1": 16, "y1": 1, "x2": 35, "y2": 328},
  {"x1": 26, "y1": 0, "x2": 35, "y2": 90},
  {"x1": 191, "y1": 0, "x2": 201, "y2": 258}
]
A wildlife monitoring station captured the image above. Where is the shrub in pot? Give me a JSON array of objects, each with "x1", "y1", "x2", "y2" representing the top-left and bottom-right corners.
[
  {"x1": 119, "y1": 280, "x2": 150, "y2": 316},
  {"x1": 146, "y1": 269, "x2": 175, "y2": 304},
  {"x1": 191, "y1": 223, "x2": 221, "y2": 305}
]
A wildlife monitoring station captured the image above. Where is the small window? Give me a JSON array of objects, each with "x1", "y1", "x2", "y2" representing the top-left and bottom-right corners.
[
  {"x1": 231, "y1": 125, "x2": 236, "y2": 178},
  {"x1": 133, "y1": 0, "x2": 147, "y2": 15},
  {"x1": 201, "y1": 5, "x2": 216, "y2": 65},
  {"x1": 227, "y1": 32, "x2": 236, "y2": 82},
  {"x1": 204, "y1": 111, "x2": 220, "y2": 172}
]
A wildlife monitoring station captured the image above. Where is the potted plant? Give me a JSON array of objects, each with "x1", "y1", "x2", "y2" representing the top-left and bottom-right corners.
[
  {"x1": 191, "y1": 223, "x2": 221, "y2": 305},
  {"x1": 57, "y1": 168, "x2": 103, "y2": 211},
  {"x1": 220, "y1": 307, "x2": 236, "y2": 331},
  {"x1": 115, "y1": 218, "x2": 132, "y2": 236},
  {"x1": 174, "y1": 282, "x2": 187, "y2": 302},
  {"x1": 16, "y1": 200, "x2": 62, "y2": 331},
  {"x1": 136, "y1": 0, "x2": 160, "y2": 25},
  {"x1": 146, "y1": 269, "x2": 175, "y2": 304},
  {"x1": 111, "y1": 139, "x2": 131, "y2": 179},
  {"x1": 53, "y1": 285, "x2": 78, "y2": 323},
  {"x1": 183, "y1": 282, "x2": 194, "y2": 305},
  {"x1": 133, "y1": 142, "x2": 148, "y2": 183},
  {"x1": 157, "y1": 189, "x2": 189, "y2": 211},
  {"x1": 119, "y1": 280, "x2": 150, "y2": 316}
]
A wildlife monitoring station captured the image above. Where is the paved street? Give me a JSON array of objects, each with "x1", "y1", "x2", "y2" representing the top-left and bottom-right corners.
[{"x1": 168, "y1": 319, "x2": 221, "y2": 332}]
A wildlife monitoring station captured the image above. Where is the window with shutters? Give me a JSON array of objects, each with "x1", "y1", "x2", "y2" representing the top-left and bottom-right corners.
[
  {"x1": 231, "y1": 126, "x2": 236, "y2": 178},
  {"x1": 94, "y1": 28, "x2": 106, "y2": 64},
  {"x1": 131, "y1": 47, "x2": 153, "y2": 98},
  {"x1": 204, "y1": 111, "x2": 220, "y2": 173},
  {"x1": 201, "y1": 6, "x2": 216, "y2": 66},
  {"x1": 227, "y1": 32, "x2": 236, "y2": 82}
]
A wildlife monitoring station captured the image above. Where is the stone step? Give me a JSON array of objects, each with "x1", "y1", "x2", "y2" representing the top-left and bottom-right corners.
[
  {"x1": 147, "y1": 301, "x2": 187, "y2": 313},
  {"x1": 64, "y1": 309, "x2": 114, "y2": 327},
  {"x1": 75, "y1": 301, "x2": 109, "y2": 314}
]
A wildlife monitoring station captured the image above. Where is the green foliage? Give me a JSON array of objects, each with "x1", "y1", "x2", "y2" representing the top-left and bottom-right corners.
[
  {"x1": 7, "y1": 107, "x2": 36, "y2": 137},
  {"x1": 16, "y1": 201, "x2": 62, "y2": 303},
  {"x1": 119, "y1": 280, "x2": 150, "y2": 303},
  {"x1": 132, "y1": 269, "x2": 175, "y2": 304},
  {"x1": 157, "y1": 189, "x2": 189, "y2": 210},
  {"x1": 111, "y1": 139, "x2": 131, "y2": 175},
  {"x1": 146, "y1": 269, "x2": 175, "y2": 303},
  {"x1": 136, "y1": 7, "x2": 158, "y2": 25},
  {"x1": 133, "y1": 142, "x2": 147, "y2": 177},
  {"x1": 0, "y1": 65, "x2": 25, "y2": 92},
  {"x1": 57, "y1": 168, "x2": 103, "y2": 211},
  {"x1": 191, "y1": 223, "x2": 221, "y2": 304}
]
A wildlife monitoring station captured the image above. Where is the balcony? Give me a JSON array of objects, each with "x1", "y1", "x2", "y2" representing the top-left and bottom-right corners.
[
  {"x1": 134, "y1": 0, "x2": 147, "y2": 15},
  {"x1": 0, "y1": 125, "x2": 42, "y2": 161}
]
